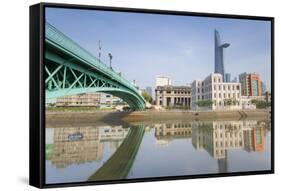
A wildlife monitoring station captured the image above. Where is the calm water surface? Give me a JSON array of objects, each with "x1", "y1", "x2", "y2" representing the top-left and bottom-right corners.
[{"x1": 45, "y1": 120, "x2": 271, "y2": 184}]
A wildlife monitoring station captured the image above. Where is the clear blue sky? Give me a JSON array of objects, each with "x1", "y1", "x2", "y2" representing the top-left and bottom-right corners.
[{"x1": 46, "y1": 7, "x2": 271, "y2": 91}]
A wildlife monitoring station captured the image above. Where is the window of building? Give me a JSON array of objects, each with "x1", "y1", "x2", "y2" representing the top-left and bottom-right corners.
[
  {"x1": 198, "y1": 95, "x2": 200, "y2": 100},
  {"x1": 214, "y1": 78, "x2": 216, "y2": 83},
  {"x1": 237, "y1": 85, "x2": 240, "y2": 90}
]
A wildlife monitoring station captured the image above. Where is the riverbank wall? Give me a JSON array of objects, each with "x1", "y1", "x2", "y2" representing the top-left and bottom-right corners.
[{"x1": 46, "y1": 109, "x2": 271, "y2": 128}]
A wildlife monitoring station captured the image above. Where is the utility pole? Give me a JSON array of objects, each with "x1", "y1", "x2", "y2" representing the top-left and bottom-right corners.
[{"x1": 108, "y1": 53, "x2": 113, "y2": 69}]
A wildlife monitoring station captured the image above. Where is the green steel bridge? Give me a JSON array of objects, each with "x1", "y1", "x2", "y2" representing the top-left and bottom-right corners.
[{"x1": 45, "y1": 22, "x2": 146, "y2": 110}]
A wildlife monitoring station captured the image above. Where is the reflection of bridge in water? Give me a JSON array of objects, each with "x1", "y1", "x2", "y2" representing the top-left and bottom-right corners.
[{"x1": 88, "y1": 125, "x2": 145, "y2": 181}]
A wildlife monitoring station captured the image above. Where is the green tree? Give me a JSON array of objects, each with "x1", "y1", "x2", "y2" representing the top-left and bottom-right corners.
[
  {"x1": 142, "y1": 92, "x2": 152, "y2": 103},
  {"x1": 224, "y1": 99, "x2": 233, "y2": 106},
  {"x1": 224, "y1": 98, "x2": 239, "y2": 106},
  {"x1": 251, "y1": 99, "x2": 271, "y2": 109},
  {"x1": 195, "y1": 100, "x2": 213, "y2": 108}
]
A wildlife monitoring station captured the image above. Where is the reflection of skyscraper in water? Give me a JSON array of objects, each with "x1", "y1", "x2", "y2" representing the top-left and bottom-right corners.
[
  {"x1": 191, "y1": 120, "x2": 266, "y2": 172},
  {"x1": 192, "y1": 121, "x2": 243, "y2": 173},
  {"x1": 217, "y1": 154, "x2": 228, "y2": 173},
  {"x1": 214, "y1": 30, "x2": 230, "y2": 82},
  {"x1": 192, "y1": 121, "x2": 244, "y2": 159}
]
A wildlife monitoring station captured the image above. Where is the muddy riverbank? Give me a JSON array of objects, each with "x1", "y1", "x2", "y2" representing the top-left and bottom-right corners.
[{"x1": 46, "y1": 109, "x2": 271, "y2": 128}]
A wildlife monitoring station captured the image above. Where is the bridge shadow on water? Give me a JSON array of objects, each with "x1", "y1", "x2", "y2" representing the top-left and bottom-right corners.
[{"x1": 99, "y1": 111, "x2": 133, "y2": 127}]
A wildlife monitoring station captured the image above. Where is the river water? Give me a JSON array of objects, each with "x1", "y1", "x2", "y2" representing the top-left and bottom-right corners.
[{"x1": 45, "y1": 119, "x2": 271, "y2": 184}]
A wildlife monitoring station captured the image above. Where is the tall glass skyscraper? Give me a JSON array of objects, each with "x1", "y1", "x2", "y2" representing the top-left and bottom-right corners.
[
  {"x1": 214, "y1": 30, "x2": 230, "y2": 82},
  {"x1": 225, "y1": 73, "x2": 231, "y2": 82}
]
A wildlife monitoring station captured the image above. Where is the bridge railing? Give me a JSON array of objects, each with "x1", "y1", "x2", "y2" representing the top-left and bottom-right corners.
[{"x1": 45, "y1": 22, "x2": 143, "y2": 99}]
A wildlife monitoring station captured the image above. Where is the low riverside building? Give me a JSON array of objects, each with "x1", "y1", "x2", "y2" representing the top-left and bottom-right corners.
[
  {"x1": 155, "y1": 85, "x2": 191, "y2": 108},
  {"x1": 56, "y1": 93, "x2": 122, "y2": 107},
  {"x1": 191, "y1": 73, "x2": 242, "y2": 110},
  {"x1": 56, "y1": 93, "x2": 102, "y2": 107}
]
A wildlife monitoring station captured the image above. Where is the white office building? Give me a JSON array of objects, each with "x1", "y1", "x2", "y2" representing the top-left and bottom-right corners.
[{"x1": 191, "y1": 73, "x2": 242, "y2": 110}]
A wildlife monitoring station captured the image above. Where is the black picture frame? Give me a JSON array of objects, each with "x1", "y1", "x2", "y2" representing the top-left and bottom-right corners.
[{"x1": 30, "y1": 2, "x2": 274, "y2": 188}]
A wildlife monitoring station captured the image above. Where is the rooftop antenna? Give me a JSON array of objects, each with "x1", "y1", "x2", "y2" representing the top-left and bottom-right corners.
[{"x1": 98, "y1": 40, "x2": 102, "y2": 63}]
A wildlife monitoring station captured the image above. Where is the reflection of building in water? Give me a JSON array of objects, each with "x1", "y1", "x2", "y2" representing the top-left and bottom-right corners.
[
  {"x1": 192, "y1": 120, "x2": 265, "y2": 159},
  {"x1": 99, "y1": 126, "x2": 129, "y2": 150},
  {"x1": 192, "y1": 121, "x2": 244, "y2": 159},
  {"x1": 48, "y1": 126, "x2": 130, "y2": 168},
  {"x1": 49, "y1": 127, "x2": 102, "y2": 168},
  {"x1": 244, "y1": 127, "x2": 264, "y2": 152},
  {"x1": 100, "y1": 126, "x2": 129, "y2": 141},
  {"x1": 191, "y1": 120, "x2": 266, "y2": 173},
  {"x1": 154, "y1": 122, "x2": 192, "y2": 145}
]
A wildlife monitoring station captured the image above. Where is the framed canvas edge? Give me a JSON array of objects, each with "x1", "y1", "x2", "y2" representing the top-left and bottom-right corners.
[{"x1": 29, "y1": 2, "x2": 275, "y2": 189}]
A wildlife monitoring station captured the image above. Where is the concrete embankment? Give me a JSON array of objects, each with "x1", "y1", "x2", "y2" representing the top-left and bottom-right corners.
[
  {"x1": 122, "y1": 109, "x2": 270, "y2": 122},
  {"x1": 46, "y1": 109, "x2": 270, "y2": 128}
]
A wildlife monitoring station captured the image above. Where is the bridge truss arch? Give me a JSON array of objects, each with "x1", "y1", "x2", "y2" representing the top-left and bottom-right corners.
[{"x1": 45, "y1": 22, "x2": 146, "y2": 110}]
